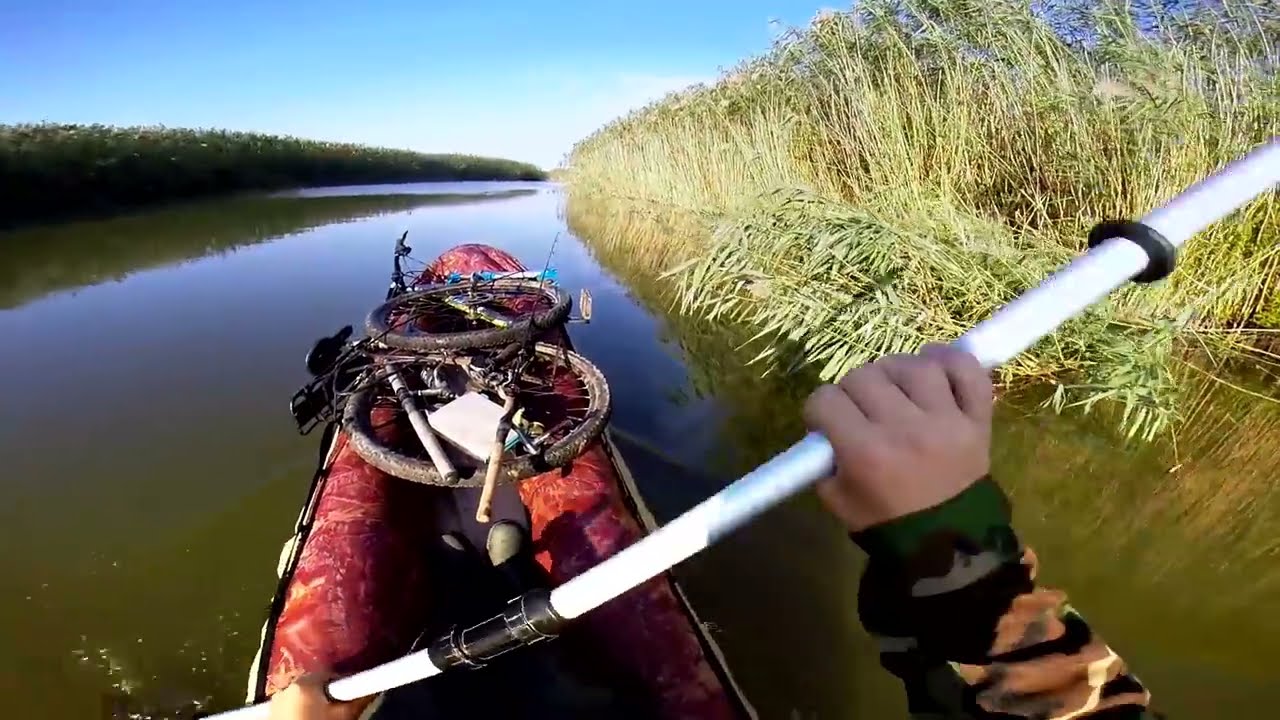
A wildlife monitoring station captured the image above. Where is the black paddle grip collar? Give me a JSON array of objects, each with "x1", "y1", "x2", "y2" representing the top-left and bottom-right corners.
[
  {"x1": 1087, "y1": 220, "x2": 1176, "y2": 284},
  {"x1": 427, "y1": 588, "x2": 565, "y2": 671}
]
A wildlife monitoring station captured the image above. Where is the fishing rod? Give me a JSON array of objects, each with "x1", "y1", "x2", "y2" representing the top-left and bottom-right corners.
[{"x1": 210, "y1": 140, "x2": 1279, "y2": 719}]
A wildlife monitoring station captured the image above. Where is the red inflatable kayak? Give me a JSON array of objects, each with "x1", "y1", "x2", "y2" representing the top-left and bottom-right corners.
[{"x1": 247, "y1": 243, "x2": 753, "y2": 718}]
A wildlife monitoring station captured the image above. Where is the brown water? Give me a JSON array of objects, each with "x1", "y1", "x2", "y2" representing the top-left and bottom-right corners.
[{"x1": 0, "y1": 185, "x2": 1277, "y2": 718}]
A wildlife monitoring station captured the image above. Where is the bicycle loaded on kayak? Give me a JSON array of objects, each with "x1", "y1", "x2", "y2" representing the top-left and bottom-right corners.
[{"x1": 249, "y1": 236, "x2": 755, "y2": 718}]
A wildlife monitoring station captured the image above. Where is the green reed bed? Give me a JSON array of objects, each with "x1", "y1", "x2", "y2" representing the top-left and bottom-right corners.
[
  {"x1": 0, "y1": 124, "x2": 546, "y2": 228},
  {"x1": 572, "y1": 196, "x2": 1280, "y2": 607},
  {"x1": 571, "y1": 198, "x2": 1280, "y2": 716},
  {"x1": 567, "y1": 0, "x2": 1280, "y2": 439}
]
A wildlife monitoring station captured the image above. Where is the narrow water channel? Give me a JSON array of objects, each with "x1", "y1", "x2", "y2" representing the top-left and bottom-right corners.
[{"x1": 0, "y1": 185, "x2": 1275, "y2": 718}]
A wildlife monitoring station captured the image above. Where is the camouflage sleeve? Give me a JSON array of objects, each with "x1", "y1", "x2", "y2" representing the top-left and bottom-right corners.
[{"x1": 851, "y1": 477, "x2": 1155, "y2": 719}]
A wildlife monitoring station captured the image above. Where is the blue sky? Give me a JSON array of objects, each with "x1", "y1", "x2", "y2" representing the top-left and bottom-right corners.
[{"x1": 1, "y1": 1, "x2": 834, "y2": 167}]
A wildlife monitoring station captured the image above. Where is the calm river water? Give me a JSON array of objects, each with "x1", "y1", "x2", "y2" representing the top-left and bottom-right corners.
[{"x1": 1, "y1": 184, "x2": 1277, "y2": 718}]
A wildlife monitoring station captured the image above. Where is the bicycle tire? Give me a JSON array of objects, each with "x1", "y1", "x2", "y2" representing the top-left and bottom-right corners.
[
  {"x1": 342, "y1": 343, "x2": 611, "y2": 486},
  {"x1": 366, "y1": 279, "x2": 571, "y2": 351}
]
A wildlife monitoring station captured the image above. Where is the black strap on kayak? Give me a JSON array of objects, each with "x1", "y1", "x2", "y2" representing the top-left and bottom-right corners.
[
  {"x1": 426, "y1": 588, "x2": 566, "y2": 671},
  {"x1": 1087, "y1": 220, "x2": 1177, "y2": 284}
]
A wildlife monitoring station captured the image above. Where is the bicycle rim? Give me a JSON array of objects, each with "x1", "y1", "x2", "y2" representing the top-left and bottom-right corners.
[{"x1": 342, "y1": 343, "x2": 610, "y2": 486}]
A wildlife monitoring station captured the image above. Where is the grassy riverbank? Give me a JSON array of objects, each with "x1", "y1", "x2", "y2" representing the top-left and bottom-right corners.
[
  {"x1": 566, "y1": 0, "x2": 1280, "y2": 439},
  {"x1": 0, "y1": 124, "x2": 545, "y2": 228},
  {"x1": 569, "y1": 198, "x2": 1280, "y2": 716}
]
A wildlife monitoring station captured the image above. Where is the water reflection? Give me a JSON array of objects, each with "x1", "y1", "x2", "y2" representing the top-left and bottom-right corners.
[
  {"x1": 0, "y1": 189, "x2": 543, "y2": 718},
  {"x1": 0, "y1": 190, "x2": 533, "y2": 309}
]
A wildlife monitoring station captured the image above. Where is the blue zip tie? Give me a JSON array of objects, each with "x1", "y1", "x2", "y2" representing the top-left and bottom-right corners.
[{"x1": 444, "y1": 269, "x2": 558, "y2": 284}]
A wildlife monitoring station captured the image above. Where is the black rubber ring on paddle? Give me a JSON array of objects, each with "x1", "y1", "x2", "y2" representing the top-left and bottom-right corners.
[
  {"x1": 1087, "y1": 220, "x2": 1176, "y2": 284},
  {"x1": 426, "y1": 588, "x2": 565, "y2": 671}
]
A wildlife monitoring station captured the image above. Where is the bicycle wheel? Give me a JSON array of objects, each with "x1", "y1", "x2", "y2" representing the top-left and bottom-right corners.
[
  {"x1": 366, "y1": 278, "x2": 571, "y2": 351},
  {"x1": 343, "y1": 343, "x2": 611, "y2": 486}
]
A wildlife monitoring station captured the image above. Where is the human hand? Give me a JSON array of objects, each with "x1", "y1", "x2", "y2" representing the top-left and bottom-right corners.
[
  {"x1": 803, "y1": 343, "x2": 992, "y2": 532},
  {"x1": 267, "y1": 673, "x2": 366, "y2": 720}
]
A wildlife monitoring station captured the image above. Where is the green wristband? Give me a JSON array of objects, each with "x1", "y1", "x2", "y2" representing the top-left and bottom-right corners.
[{"x1": 851, "y1": 477, "x2": 1015, "y2": 560}]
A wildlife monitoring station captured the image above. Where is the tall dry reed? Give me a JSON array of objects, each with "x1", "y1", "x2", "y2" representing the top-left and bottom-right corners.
[{"x1": 567, "y1": 0, "x2": 1280, "y2": 438}]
